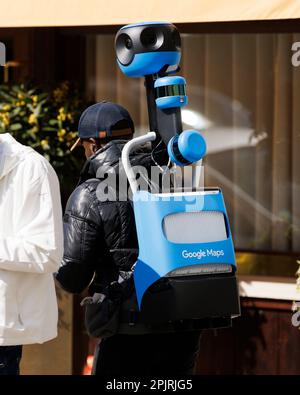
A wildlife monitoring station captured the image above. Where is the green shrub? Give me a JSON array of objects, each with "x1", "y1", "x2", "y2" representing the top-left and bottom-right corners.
[{"x1": 0, "y1": 81, "x2": 85, "y2": 182}]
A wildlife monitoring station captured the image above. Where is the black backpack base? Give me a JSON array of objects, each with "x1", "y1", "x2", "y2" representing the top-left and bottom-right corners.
[{"x1": 118, "y1": 272, "x2": 240, "y2": 335}]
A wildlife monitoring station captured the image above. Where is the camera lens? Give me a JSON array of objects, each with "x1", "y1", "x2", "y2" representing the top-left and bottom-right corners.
[
  {"x1": 145, "y1": 33, "x2": 156, "y2": 47},
  {"x1": 125, "y1": 38, "x2": 132, "y2": 49},
  {"x1": 141, "y1": 27, "x2": 163, "y2": 50},
  {"x1": 115, "y1": 33, "x2": 134, "y2": 65}
]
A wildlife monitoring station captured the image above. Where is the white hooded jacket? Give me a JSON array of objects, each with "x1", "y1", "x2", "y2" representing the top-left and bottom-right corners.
[{"x1": 0, "y1": 133, "x2": 63, "y2": 345}]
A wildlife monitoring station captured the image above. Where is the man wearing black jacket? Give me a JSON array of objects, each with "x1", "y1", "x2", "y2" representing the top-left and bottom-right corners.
[{"x1": 55, "y1": 102, "x2": 200, "y2": 375}]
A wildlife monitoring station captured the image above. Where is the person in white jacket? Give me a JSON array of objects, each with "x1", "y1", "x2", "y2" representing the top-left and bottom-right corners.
[{"x1": 0, "y1": 133, "x2": 63, "y2": 375}]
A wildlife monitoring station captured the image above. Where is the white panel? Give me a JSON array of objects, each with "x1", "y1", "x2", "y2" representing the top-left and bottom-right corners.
[{"x1": 163, "y1": 211, "x2": 227, "y2": 243}]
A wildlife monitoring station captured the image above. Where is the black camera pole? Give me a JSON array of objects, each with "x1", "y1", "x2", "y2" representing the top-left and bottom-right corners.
[{"x1": 144, "y1": 73, "x2": 183, "y2": 148}]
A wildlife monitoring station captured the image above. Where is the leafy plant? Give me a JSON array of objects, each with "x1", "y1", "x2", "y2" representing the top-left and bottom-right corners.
[{"x1": 0, "y1": 81, "x2": 85, "y2": 182}]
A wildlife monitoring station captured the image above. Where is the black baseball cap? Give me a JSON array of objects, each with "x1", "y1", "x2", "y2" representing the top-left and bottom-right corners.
[{"x1": 70, "y1": 101, "x2": 134, "y2": 151}]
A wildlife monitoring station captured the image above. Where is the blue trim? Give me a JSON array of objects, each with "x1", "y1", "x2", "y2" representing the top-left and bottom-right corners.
[
  {"x1": 179, "y1": 130, "x2": 206, "y2": 163},
  {"x1": 134, "y1": 260, "x2": 161, "y2": 308},
  {"x1": 117, "y1": 51, "x2": 181, "y2": 77},
  {"x1": 154, "y1": 76, "x2": 186, "y2": 88},
  {"x1": 120, "y1": 21, "x2": 171, "y2": 30},
  {"x1": 167, "y1": 130, "x2": 206, "y2": 166},
  {"x1": 133, "y1": 190, "x2": 236, "y2": 308},
  {"x1": 156, "y1": 96, "x2": 187, "y2": 109}
]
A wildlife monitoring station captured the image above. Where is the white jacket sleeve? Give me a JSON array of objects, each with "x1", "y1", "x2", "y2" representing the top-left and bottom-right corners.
[{"x1": 0, "y1": 159, "x2": 63, "y2": 274}]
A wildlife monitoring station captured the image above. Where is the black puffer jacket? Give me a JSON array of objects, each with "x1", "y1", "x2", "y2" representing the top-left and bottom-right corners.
[{"x1": 56, "y1": 140, "x2": 161, "y2": 295}]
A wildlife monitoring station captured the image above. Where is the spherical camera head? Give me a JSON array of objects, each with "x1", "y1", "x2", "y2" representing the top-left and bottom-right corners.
[{"x1": 115, "y1": 21, "x2": 181, "y2": 77}]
